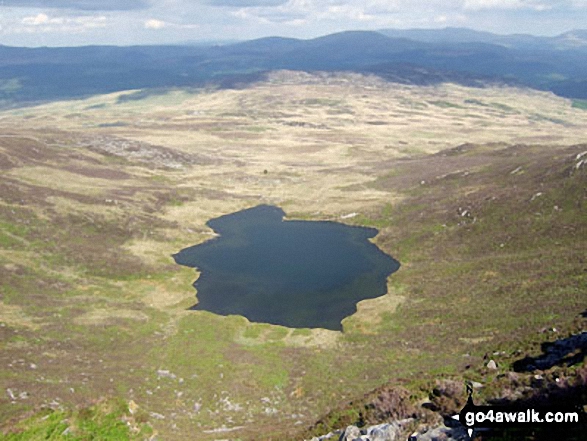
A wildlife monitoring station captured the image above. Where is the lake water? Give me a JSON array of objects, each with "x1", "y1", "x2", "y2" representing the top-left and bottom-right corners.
[{"x1": 173, "y1": 205, "x2": 399, "y2": 330}]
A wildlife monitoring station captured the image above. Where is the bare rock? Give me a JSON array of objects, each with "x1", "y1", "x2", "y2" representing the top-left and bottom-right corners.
[
  {"x1": 128, "y1": 400, "x2": 139, "y2": 415},
  {"x1": 339, "y1": 425, "x2": 361, "y2": 441},
  {"x1": 157, "y1": 369, "x2": 176, "y2": 379},
  {"x1": 409, "y1": 424, "x2": 469, "y2": 441},
  {"x1": 366, "y1": 422, "x2": 404, "y2": 441},
  {"x1": 6, "y1": 388, "x2": 16, "y2": 400}
]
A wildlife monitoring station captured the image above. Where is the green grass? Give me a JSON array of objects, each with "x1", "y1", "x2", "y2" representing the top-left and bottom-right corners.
[
  {"x1": 298, "y1": 98, "x2": 343, "y2": 107},
  {"x1": 529, "y1": 113, "x2": 567, "y2": 124},
  {"x1": 1, "y1": 399, "x2": 150, "y2": 441},
  {"x1": 490, "y1": 102, "x2": 518, "y2": 113},
  {"x1": 0, "y1": 221, "x2": 31, "y2": 247},
  {"x1": 428, "y1": 100, "x2": 463, "y2": 109},
  {"x1": 571, "y1": 99, "x2": 587, "y2": 110},
  {"x1": 464, "y1": 98, "x2": 487, "y2": 106},
  {"x1": 291, "y1": 328, "x2": 312, "y2": 337},
  {"x1": 245, "y1": 126, "x2": 272, "y2": 132}
]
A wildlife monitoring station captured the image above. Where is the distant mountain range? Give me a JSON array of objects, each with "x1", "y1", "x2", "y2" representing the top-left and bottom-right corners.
[
  {"x1": 1, "y1": 28, "x2": 586, "y2": 107},
  {"x1": 378, "y1": 27, "x2": 587, "y2": 49}
]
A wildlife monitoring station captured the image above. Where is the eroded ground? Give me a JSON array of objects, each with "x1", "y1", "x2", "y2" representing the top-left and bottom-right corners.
[{"x1": 0, "y1": 71, "x2": 586, "y2": 439}]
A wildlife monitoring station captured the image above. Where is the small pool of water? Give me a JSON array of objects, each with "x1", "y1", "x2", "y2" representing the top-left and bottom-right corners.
[{"x1": 173, "y1": 205, "x2": 399, "y2": 330}]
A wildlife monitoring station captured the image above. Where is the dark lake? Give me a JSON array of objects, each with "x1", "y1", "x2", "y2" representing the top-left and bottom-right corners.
[{"x1": 173, "y1": 205, "x2": 399, "y2": 330}]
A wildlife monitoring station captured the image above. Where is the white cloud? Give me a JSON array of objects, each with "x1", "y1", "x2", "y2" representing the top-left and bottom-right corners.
[
  {"x1": 1, "y1": 0, "x2": 585, "y2": 46},
  {"x1": 22, "y1": 13, "x2": 52, "y2": 25},
  {"x1": 463, "y1": 0, "x2": 552, "y2": 10},
  {"x1": 144, "y1": 17, "x2": 199, "y2": 30},
  {"x1": 433, "y1": 12, "x2": 468, "y2": 24},
  {"x1": 364, "y1": 0, "x2": 401, "y2": 14},
  {"x1": 227, "y1": 0, "x2": 388, "y2": 26},
  {"x1": 145, "y1": 18, "x2": 166, "y2": 29},
  {"x1": 286, "y1": 18, "x2": 306, "y2": 26},
  {"x1": 0, "y1": 0, "x2": 150, "y2": 11},
  {"x1": 17, "y1": 13, "x2": 108, "y2": 33},
  {"x1": 207, "y1": 0, "x2": 288, "y2": 6}
]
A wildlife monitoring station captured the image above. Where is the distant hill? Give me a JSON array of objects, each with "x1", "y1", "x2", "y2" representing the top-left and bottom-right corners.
[
  {"x1": 1, "y1": 28, "x2": 587, "y2": 107},
  {"x1": 378, "y1": 27, "x2": 587, "y2": 49},
  {"x1": 379, "y1": 27, "x2": 510, "y2": 45}
]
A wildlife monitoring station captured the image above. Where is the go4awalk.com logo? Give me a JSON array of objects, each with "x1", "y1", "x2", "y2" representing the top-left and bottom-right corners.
[{"x1": 452, "y1": 384, "x2": 586, "y2": 438}]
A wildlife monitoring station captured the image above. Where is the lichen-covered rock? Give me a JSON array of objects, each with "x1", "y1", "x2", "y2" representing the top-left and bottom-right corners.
[
  {"x1": 365, "y1": 422, "x2": 403, "y2": 441},
  {"x1": 339, "y1": 425, "x2": 361, "y2": 441},
  {"x1": 408, "y1": 424, "x2": 469, "y2": 441}
]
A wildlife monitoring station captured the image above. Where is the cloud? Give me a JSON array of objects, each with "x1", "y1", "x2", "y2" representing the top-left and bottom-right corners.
[
  {"x1": 206, "y1": 0, "x2": 288, "y2": 6},
  {"x1": 18, "y1": 13, "x2": 107, "y2": 32},
  {"x1": 434, "y1": 12, "x2": 468, "y2": 23},
  {"x1": 0, "y1": 0, "x2": 151, "y2": 11},
  {"x1": 145, "y1": 18, "x2": 166, "y2": 29},
  {"x1": 463, "y1": 0, "x2": 552, "y2": 10},
  {"x1": 1, "y1": 0, "x2": 585, "y2": 46},
  {"x1": 22, "y1": 13, "x2": 51, "y2": 25},
  {"x1": 144, "y1": 17, "x2": 199, "y2": 30},
  {"x1": 226, "y1": 0, "x2": 405, "y2": 26}
]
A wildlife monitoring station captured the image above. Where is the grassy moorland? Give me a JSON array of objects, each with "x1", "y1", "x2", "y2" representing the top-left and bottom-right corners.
[{"x1": 0, "y1": 71, "x2": 585, "y2": 440}]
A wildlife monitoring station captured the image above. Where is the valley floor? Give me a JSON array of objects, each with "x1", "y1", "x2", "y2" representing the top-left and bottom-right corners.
[{"x1": 0, "y1": 72, "x2": 585, "y2": 439}]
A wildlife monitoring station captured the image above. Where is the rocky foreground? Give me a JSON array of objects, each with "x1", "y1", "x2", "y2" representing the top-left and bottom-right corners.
[
  {"x1": 311, "y1": 420, "x2": 468, "y2": 441},
  {"x1": 302, "y1": 325, "x2": 587, "y2": 441}
]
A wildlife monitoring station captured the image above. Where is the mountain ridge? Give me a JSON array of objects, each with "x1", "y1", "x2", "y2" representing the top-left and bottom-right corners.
[{"x1": 1, "y1": 27, "x2": 587, "y2": 107}]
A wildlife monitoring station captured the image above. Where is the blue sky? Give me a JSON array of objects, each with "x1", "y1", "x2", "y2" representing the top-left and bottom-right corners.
[{"x1": 0, "y1": 0, "x2": 586, "y2": 46}]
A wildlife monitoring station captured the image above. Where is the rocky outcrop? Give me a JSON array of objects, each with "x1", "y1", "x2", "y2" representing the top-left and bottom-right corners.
[
  {"x1": 306, "y1": 329, "x2": 587, "y2": 441},
  {"x1": 311, "y1": 420, "x2": 408, "y2": 441},
  {"x1": 310, "y1": 420, "x2": 469, "y2": 441}
]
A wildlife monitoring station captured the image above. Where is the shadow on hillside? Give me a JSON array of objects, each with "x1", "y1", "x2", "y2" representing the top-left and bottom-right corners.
[
  {"x1": 363, "y1": 62, "x2": 517, "y2": 88},
  {"x1": 513, "y1": 332, "x2": 587, "y2": 372},
  {"x1": 482, "y1": 363, "x2": 587, "y2": 441}
]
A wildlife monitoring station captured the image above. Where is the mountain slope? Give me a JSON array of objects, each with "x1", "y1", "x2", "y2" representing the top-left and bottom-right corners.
[{"x1": 1, "y1": 28, "x2": 587, "y2": 106}]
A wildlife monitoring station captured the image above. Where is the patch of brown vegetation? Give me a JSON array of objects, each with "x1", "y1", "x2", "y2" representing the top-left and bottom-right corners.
[
  {"x1": 61, "y1": 165, "x2": 131, "y2": 180},
  {"x1": 304, "y1": 384, "x2": 418, "y2": 438}
]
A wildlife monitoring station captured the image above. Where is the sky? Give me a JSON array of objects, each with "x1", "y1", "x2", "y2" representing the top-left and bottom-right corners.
[{"x1": 0, "y1": 0, "x2": 586, "y2": 47}]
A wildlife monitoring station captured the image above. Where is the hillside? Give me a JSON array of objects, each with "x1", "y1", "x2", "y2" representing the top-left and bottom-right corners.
[
  {"x1": 1, "y1": 28, "x2": 587, "y2": 108},
  {"x1": 0, "y1": 72, "x2": 585, "y2": 440}
]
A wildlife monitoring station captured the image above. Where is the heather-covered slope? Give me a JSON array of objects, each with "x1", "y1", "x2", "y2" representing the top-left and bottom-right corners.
[{"x1": 0, "y1": 73, "x2": 585, "y2": 439}]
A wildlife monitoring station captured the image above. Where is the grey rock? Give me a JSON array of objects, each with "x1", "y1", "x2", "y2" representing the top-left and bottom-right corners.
[
  {"x1": 411, "y1": 424, "x2": 469, "y2": 441},
  {"x1": 157, "y1": 369, "x2": 176, "y2": 379},
  {"x1": 366, "y1": 422, "x2": 403, "y2": 441},
  {"x1": 339, "y1": 425, "x2": 361, "y2": 441},
  {"x1": 486, "y1": 359, "x2": 498, "y2": 370},
  {"x1": 149, "y1": 411, "x2": 166, "y2": 420},
  {"x1": 311, "y1": 432, "x2": 338, "y2": 441}
]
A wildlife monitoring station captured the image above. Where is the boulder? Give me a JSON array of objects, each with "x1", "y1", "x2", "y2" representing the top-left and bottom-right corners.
[
  {"x1": 366, "y1": 422, "x2": 403, "y2": 441},
  {"x1": 409, "y1": 424, "x2": 469, "y2": 441},
  {"x1": 339, "y1": 425, "x2": 361, "y2": 441}
]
